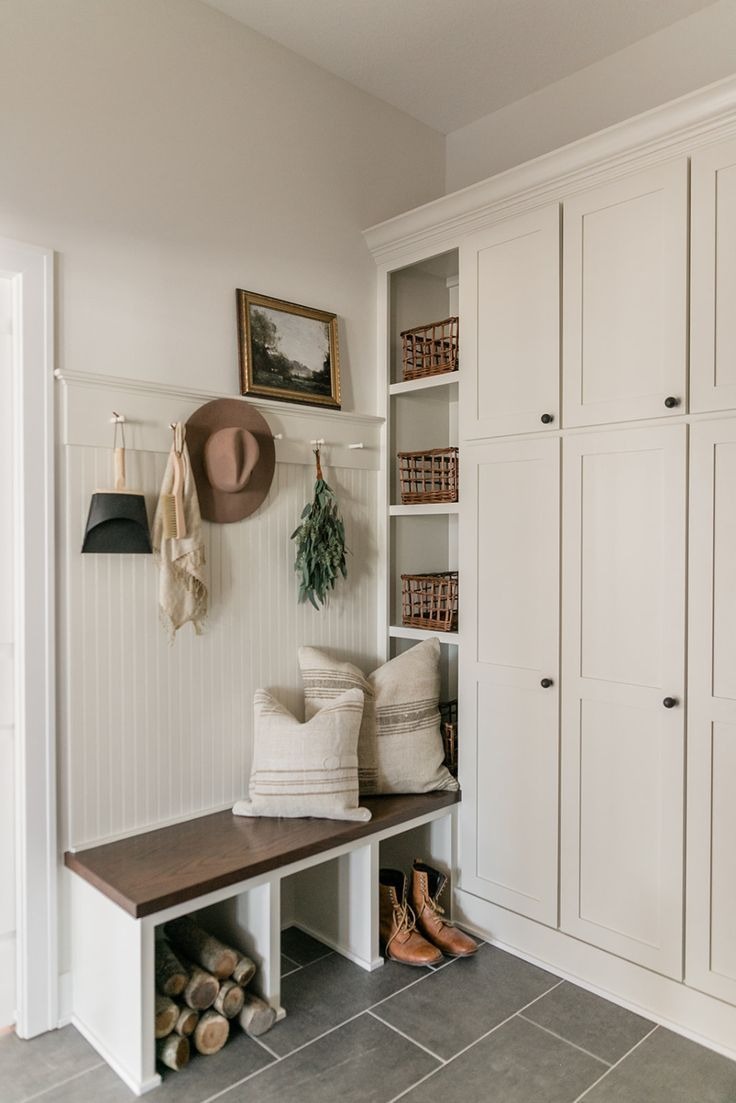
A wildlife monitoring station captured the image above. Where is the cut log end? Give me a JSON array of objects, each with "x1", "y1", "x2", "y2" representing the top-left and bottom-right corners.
[
  {"x1": 238, "y1": 992, "x2": 277, "y2": 1037},
  {"x1": 155, "y1": 994, "x2": 179, "y2": 1039},
  {"x1": 156, "y1": 1033, "x2": 190, "y2": 1071},
  {"x1": 232, "y1": 956, "x2": 257, "y2": 987},
  {"x1": 193, "y1": 1010, "x2": 230, "y2": 1056},
  {"x1": 214, "y1": 979, "x2": 245, "y2": 1020},
  {"x1": 183, "y1": 964, "x2": 219, "y2": 1011},
  {"x1": 155, "y1": 938, "x2": 189, "y2": 998},
  {"x1": 174, "y1": 1005, "x2": 199, "y2": 1037}
]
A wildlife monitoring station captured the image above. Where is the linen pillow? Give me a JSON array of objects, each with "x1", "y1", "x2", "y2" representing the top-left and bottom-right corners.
[
  {"x1": 299, "y1": 638, "x2": 458, "y2": 796},
  {"x1": 233, "y1": 687, "x2": 371, "y2": 822}
]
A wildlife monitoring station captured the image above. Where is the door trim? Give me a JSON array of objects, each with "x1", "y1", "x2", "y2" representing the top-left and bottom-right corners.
[{"x1": 0, "y1": 237, "x2": 57, "y2": 1037}]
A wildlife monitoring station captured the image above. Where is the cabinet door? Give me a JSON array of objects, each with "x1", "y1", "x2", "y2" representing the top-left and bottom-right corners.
[
  {"x1": 459, "y1": 204, "x2": 560, "y2": 440},
  {"x1": 691, "y1": 139, "x2": 736, "y2": 413},
  {"x1": 459, "y1": 437, "x2": 560, "y2": 925},
  {"x1": 562, "y1": 161, "x2": 688, "y2": 428},
  {"x1": 687, "y1": 420, "x2": 736, "y2": 1002},
  {"x1": 560, "y1": 425, "x2": 686, "y2": 977}
]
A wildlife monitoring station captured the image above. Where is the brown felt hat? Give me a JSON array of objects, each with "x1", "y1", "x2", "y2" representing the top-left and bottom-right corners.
[{"x1": 186, "y1": 399, "x2": 275, "y2": 523}]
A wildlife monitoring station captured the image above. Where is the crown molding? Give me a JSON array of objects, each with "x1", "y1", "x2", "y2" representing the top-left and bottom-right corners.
[{"x1": 363, "y1": 75, "x2": 736, "y2": 267}]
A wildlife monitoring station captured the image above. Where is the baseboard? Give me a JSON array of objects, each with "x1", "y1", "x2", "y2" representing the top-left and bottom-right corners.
[
  {"x1": 290, "y1": 921, "x2": 384, "y2": 973},
  {"x1": 455, "y1": 888, "x2": 736, "y2": 1064},
  {"x1": 57, "y1": 971, "x2": 72, "y2": 1027},
  {"x1": 71, "y1": 1015, "x2": 161, "y2": 1096}
]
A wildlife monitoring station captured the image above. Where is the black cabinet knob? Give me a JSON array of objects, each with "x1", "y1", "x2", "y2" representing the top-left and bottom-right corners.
[
  {"x1": 540, "y1": 413, "x2": 554, "y2": 424},
  {"x1": 540, "y1": 678, "x2": 554, "y2": 689},
  {"x1": 664, "y1": 396, "x2": 680, "y2": 409},
  {"x1": 662, "y1": 697, "x2": 679, "y2": 709}
]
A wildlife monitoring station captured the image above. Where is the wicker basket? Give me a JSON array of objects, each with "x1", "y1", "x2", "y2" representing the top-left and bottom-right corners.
[
  {"x1": 401, "y1": 317, "x2": 459, "y2": 381},
  {"x1": 439, "y1": 700, "x2": 458, "y2": 776},
  {"x1": 398, "y1": 447, "x2": 459, "y2": 505},
  {"x1": 401, "y1": 572, "x2": 458, "y2": 632}
]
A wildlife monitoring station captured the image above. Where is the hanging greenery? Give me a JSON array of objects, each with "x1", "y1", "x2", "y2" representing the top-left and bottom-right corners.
[{"x1": 291, "y1": 448, "x2": 348, "y2": 609}]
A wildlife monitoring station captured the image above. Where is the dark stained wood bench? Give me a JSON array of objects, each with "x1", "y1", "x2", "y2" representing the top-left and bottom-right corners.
[
  {"x1": 64, "y1": 791, "x2": 461, "y2": 1095},
  {"x1": 65, "y1": 791, "x2": 461, "y2": 919}
]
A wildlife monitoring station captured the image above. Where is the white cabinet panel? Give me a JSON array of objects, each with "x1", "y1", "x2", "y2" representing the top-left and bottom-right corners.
[
  {"x1": 577, "y1": 698, "x2": 669, "y2": 950},
  {"x1": 579, "y1": 447, "x2": 665, "y2": 688},
  {"x1": 460, "y1": 438, "x2": 559, "y2": 925},
  {"x1": 460, "y1": 204, "x2": 559, "y2": 439},
  {"x1": 691, "y1": 139, "x2": 736, "y2": 413},
  {"x1": 561, "y1": 425, "x2": 686, "y2": 978},
  {"x1": 687, "y1": 420, "x2": 736, "y2": 1003},
  {"x1": 563, "y1": 161, "x2": 688, "y2": 427}
]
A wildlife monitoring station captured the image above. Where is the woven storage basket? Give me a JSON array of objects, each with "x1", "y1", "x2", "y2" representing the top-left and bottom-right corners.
[
  {"x1": 401, "y1": 317, "x2": 459, "y2": 381},
  {"x1": 439, "y1": 699, "x2": 458, "y2": 777},
  {"x1": 401, "y1": 571, "x2": 458, "y2": 632},
  {"x1": 398, "y1": 447, "x2": 459, "y2": 504}
]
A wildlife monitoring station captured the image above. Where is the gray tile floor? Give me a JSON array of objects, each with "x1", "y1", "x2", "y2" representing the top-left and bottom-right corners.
[{"x1": 4, "y1": 928, "x2": 736, "y2": 1102}]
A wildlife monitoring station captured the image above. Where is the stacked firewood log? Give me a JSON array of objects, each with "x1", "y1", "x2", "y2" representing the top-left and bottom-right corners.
[{"x1": 154, "y1": 915, "x2": 277, "y2": 1072}]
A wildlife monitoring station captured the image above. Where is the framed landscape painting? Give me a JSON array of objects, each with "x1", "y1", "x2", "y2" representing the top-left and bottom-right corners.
[{"x1": 237, "y1": 290, "x2": 341, "y2": 409}]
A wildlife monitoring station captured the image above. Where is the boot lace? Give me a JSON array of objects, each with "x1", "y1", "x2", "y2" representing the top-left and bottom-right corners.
[
  {"x1": 419, "y1": 879, "x2": 450, "y2": 929},
  {"x1": 386, "y1": 898, "x2": 418, "y2": 951}
]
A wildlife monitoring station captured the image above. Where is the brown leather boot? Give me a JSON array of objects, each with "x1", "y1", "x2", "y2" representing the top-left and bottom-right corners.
[
  {"x1": 411, "y1": 860, "x2": 479, "y2": 957},
  {"x1": 379, "y1": 868, "x2": 444, "y2": 967}
]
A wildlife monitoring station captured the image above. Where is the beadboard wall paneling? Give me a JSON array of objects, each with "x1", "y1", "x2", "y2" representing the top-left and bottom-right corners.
[{"x1": 58, "y1": 378, "x2": 381, "y2": 851}]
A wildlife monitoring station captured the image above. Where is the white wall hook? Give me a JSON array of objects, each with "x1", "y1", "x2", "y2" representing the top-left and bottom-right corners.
[
  {"x1": 348, "y1": 442, "x2": 364, "y2": 450},
  {"x1": 110, "y1": 412, "x2": 126, "y2": 424},
  {"x1": 273, "y1": 432, "x2": 284, "y2": 440},
  {"x1": 310, "y1": 438, "x2": 325, "y2": 447}
]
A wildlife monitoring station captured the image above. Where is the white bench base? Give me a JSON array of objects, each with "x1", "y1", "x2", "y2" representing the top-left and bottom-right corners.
[{"x1": 68, "y1": 803, "x2": 456, "y2": 1094}]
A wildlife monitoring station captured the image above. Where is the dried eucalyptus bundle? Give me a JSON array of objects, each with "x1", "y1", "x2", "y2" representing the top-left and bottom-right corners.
[{"x1": 291, "y1": 449, "x2": 347, "y2": 609}]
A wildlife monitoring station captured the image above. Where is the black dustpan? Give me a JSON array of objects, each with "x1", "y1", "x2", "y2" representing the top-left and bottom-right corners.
[{"x1": 82, "y1": 417, "x2": 152, "y2": 554}]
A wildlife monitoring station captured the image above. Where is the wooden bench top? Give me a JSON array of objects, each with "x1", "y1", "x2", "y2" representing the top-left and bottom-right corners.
[{"x1": 64, "y1": 792, "x2": 461, "y2": 919}]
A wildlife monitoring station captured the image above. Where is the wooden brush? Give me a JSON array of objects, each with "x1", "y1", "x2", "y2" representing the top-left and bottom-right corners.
[{"x1": 161, "y1": 449, "x2": 187, "y2": 540}]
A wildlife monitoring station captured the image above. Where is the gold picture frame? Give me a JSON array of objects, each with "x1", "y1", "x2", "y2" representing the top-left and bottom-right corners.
[{"x1": 237, "y1": 289, "x2": 341, "y2": 409}]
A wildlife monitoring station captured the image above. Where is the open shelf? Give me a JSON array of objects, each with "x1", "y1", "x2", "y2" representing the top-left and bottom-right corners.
[
  {"x1": 389, "y1": 373, "x2": 458, "y2": 397},
  {"x1": 389, "y1": 625, "x2": 459, "y2": 645},
  {"x1": 389, "y1": 502, "x2": 459, "y2": 516}
]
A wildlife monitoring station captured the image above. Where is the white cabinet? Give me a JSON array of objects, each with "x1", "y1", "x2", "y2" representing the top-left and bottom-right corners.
[
  {"x1": 560, "y1": 424, "x2": 686, "y2": 977},
  {"x1": 691, "y1": 139, "x2": 736, "y2": 413},
  {"x1": 687, "y1": 420, "x2": 736, "y2": 1003},
  {"x1": 562, "y1": 161, "x2": 688, "y2": 428},
  {"x1": 459, "y1": 437, "x2": 559, "y2": 925},
  {"x1": 459, "y1": 204, "x2": 560, "y2": 440}
]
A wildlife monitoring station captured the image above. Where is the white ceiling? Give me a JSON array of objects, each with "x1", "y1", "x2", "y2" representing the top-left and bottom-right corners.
[{"x1": 200, "y1": 0, "x2": 716, "y2": 133}]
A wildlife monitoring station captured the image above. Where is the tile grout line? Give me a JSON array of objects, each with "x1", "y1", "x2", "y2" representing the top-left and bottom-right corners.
[
  {"x1": 385, "y1": 978, "x2": 567, "y2": 1103},
  {"x1": 517, "y1": 1012, "x2": 611, "y2": 1068},
  {"x1": 569, "y1": 1025, "x2": 660, "y2": 1103},
  {"x1": 197, "y1": 959, "x2": 452, "y2": 1103},
  {"x1": 250, "y1": 1033, "x2": 282, "y2": 1062},
  {"x1": 284, "y1": 948, "x2": 333, "y2": 971},
  {"x1": 300, "y1": 949, "x2": 335, "y2": 966},
  {"x1": 20, "y1": 1062, "x2": 106, "y2": 1103},
  {"x1": 368, "y1": 1010, "x2": 447, "y2": 1065}
]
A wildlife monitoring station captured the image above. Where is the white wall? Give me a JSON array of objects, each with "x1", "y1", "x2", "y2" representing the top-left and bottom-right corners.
[
  {"x1": 0, "y1": 278, "x2": 16, "y2": 1028},
  {"x1": 446, "y1": 0, "x2": 736, "y2": 191},
  {"x1": 0, "y1": 0, "x2": 445, "y2": 415}
]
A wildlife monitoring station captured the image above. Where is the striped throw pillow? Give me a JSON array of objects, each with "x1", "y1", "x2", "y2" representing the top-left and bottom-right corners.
[
  {"x1": 299, "y1": 638, "x2": 458, "y2": 796},
  {"x1": 233, "y1": 687, "x2": 371, "y2": 822}
]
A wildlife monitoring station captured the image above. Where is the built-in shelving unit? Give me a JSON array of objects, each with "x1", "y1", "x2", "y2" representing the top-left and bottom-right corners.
[{"x1": 383, "y1": 249, "x2": 460, "y2": 703}]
